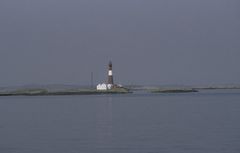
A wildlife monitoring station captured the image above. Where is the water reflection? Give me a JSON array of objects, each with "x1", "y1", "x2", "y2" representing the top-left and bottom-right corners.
[{"x1": 95, "y1": 97, "x2": 113, "y2": 152}]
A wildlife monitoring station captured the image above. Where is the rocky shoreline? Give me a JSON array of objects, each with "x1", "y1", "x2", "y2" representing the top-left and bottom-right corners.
[{"x1": 0, "y1": 88, "x2": 131, "y2": 96}]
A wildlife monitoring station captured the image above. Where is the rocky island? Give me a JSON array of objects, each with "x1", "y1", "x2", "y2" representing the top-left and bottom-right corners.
[{"x1": 0, "y1": 87, "x2": 131, "y2": 96}]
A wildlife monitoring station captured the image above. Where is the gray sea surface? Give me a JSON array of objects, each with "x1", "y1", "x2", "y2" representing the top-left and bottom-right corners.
[{"x1": 0, "y1": 89, "x2": 240, "y2": 153}]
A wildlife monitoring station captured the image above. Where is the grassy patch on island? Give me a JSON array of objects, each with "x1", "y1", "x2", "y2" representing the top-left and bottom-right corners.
[{"x1": 0, "y1": 87, "x2": 131, "y2": 96}]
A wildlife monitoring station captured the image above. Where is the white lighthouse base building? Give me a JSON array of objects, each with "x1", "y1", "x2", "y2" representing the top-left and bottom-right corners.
[{"x1": 96, "y1": 83, "x2": 113, "y2": 90}]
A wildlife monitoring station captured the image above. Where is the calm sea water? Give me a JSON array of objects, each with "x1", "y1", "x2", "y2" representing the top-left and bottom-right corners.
[{"x1": 0, "y1": 90, "x2": 240, "y2": 153}]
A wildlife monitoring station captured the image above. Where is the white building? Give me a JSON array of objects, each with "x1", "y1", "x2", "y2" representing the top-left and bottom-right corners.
[{"x1": 96, "y1": 83, "x2": 113, "y2": 90}]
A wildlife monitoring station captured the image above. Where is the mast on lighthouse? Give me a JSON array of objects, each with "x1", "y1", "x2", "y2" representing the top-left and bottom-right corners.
[{"x1": 108, "y1": 61, "x2": 114, "y2": 85}]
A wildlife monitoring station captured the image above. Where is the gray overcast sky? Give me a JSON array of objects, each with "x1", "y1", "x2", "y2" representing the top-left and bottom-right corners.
[{"x1": 0, "y1": 0, "x2": 240, "y2": 86}]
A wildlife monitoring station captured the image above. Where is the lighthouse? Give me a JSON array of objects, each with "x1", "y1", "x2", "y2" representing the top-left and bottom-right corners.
[
  {"x1": 97, "y1": 61, "x2": 119, "y2": 90},
  {"x1": 108, "y1": 61, "x2": 114, "y2": 85}
]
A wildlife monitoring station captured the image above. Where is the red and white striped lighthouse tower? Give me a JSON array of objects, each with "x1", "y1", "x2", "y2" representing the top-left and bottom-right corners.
[{"x1": 107, "y1": 61, "x2": 114, "y2": 85}]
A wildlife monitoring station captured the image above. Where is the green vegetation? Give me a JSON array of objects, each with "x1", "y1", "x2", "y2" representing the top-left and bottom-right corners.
[
  {"x1": 0, "y1": 88, "x2": 48, "y2": 96},
  {"x1": 3, "y1": 84, "x2": 240, "y2": 96},
  {"x1": 0, "y1": 87, "x2": 131, "y2": 96}
]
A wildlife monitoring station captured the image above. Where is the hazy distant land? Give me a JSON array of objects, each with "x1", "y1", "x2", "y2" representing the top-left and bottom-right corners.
[
  {"x1": 127, "y1": 85, "x2": 240, "y2": 90},
  {"x1": 151, "y1": 88, "x2": 198, "y2": 93},
  {"x1": 128, "y1": 85, "x2": 240, "y2": 93}
]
